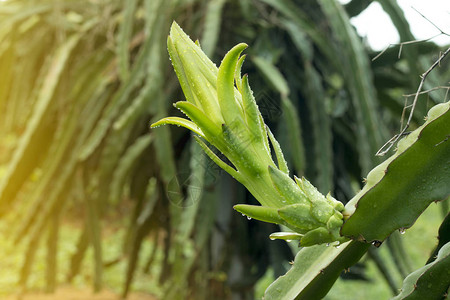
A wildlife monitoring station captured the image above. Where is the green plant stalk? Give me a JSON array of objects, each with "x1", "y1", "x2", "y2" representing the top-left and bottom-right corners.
[
  {"x1": 342, "y1": 102, "x2": 450, "y2": 242},
  {"x1": 151, "y1": 22, "x2": 346, "y2": 246},
  {"x1": 264, "y1": 101, "x2": 450, "y2": 299},
  {"x1": 392, "y1": 241, "x2": 450, "y2": 300},
  {"x1": 265, "y1": 241, "x2": 370, "y2": 300}
]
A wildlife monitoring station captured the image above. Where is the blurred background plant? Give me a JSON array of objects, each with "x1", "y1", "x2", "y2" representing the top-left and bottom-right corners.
[{"x1": 0, "y1": 0, "x2": 448, "y2": 299}]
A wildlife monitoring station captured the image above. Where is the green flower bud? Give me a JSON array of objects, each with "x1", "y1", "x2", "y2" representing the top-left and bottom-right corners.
[{"x1": 151, "y1": 22, "x2": 347, "y2": 246}]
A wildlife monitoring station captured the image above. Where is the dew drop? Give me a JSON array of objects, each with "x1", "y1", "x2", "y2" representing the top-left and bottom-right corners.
[
  {"x1": 269, "y1": 237, "x2": 275, "y2": 241},
  {"x1": 247, "y1": 216, "x2": 252, "y2": 220},
  {"x1": 335, "y1": 245, "x2": 340, "y2": 249},
  {"x1": 286, "y1": 240, "x2": 293, "y2": 243},
  {"x1": 241, "y1": 213, "x2": 245, "y2": 217},
  {"x1": 399, "y1": 228, "x2": 406, "y2": 234},
  {"x1": 372, "y1": 240, "x2": 382, "y2": 248},
  {"x1": 326, "y1": 243, "x2": 330, "y2": 247}
]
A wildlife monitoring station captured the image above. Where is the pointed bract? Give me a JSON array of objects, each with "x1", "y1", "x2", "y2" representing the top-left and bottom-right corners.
[{"x1": 217, "y1": 43, "x2": 248, "y2": 125}]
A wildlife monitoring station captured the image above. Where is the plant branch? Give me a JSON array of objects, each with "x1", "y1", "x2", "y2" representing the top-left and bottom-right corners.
[
  {"x1": 372, "y1": 6, "x2": 449, "y2": 62},
  {"x1": 411, "y1": 7, "x2": 450, "y2": 36}
]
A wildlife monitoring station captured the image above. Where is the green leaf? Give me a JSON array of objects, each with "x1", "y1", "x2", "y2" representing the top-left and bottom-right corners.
[
  {"x1": 109, "y1": 134, "x2": 153, "y2": 204},
  {"x1": 268, "y1": 165, "x2": 308, "y2": 206},
  {"x1": 241, "y1": 74, "x2": 270, "y2": 153},
  {"x1": 392, "y1": 242, "x2": 450, "y2": 300},
  {"x1": 151, "y1": 117, "x2": 205, "y2": 138},
  {"x1": 194, "y1": 136, "x2": 242, "y2": 182},
  {"x1": 265, "y1": 102, "x2": 449, "y2": 299},
  {"x1": 174, "y1": 101, "x2": 222, "y2": 140},
  {"x1": 116, "y1": 0, "x2": 138, "y2": 81},
  {"x1": 269, "y1": 232, "x2": 303, "y2": 241},
  {"x1": 167, "y1": 33, "x2": 196, "y2": 106},
  {"x1": 302, "y1": 62, "x2": 333, "y2": 193},
  {"x1": 281, "y1": 19, "x2": 313, "y2": 61},
  {"x1": 427, "y1": 212, "x2": 450, "y2": 264},
  {"x1": 344, "y1": 0, "x2": 372, "y2": 17},
  {"x1": 114, "y1": 4, "x2": 166, "y2": 131},
  {"x1": 260, "y1": 0, "x2": 333, "y2": 61},
  {"x1": 280, "y1": 97, "x2": 306, "y2": 174},
  {"x1": 201, "y1": 0, "x2": 226, "y2": 56},
  {"x1": 342, "y1": 102, "x2": 450, "y2": 242},
  {"x1": 278, "y1": 204, "x2": 322, "y2": 233},
  {"x1": 251, "y1": 55, "x2": 290, "y2": 98},
  {"x1": 318, "y1": 0, "x2": 386, "y2": 174},
  {"x1": 233, "y1": 204, "x2": 287, "y2": 225},
  {"x1": 264, "y1": 241, "x2": 369, "y2": 299},
  {"x1": 217, "y1": 43, "x2": 248, "y2": 125},
  {"x1": 0, "y1": 29, "x2": 85, "y2": 214},
  {"x1": 84, "y1": 183, "x2": 103, "y2": 292},
  {"x1": 169, "y1": 21, "x2": 218, "y2": 82},
  {"x1": 235, "y1": 55, "x2": 246, "y2": 92},
  {"x1": 79, "y1": 19, "x2": 152, "y2": 161},
  {"x1": 266, "y1": 125, "x2": 289, "y2": 174}
]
